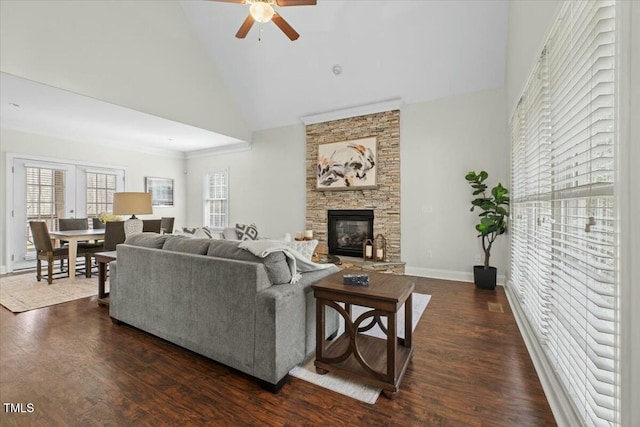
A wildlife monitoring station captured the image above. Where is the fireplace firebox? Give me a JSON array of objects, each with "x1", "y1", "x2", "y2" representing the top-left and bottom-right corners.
[{"x1": 327, "y1": 210, "x2": 374, "y2": 258}]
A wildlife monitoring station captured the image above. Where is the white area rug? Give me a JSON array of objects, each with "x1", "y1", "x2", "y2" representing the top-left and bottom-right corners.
[
  {"x1": 289, "y1": 292, "x2": 431, "y2": 404},
  {"x1": 0, "y1": 273, "x2": 99, "y2": 313}
]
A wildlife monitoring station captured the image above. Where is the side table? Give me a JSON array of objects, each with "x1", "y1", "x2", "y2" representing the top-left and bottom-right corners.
[
  {"x1": 94, "y1": 251, "x2": 116, "y2": 306},
  {"x1": 312, "y1": 270, "x2": 415, "y2": 398}
]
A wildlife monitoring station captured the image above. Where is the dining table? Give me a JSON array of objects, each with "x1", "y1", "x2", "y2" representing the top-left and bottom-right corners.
[{"x1": 48, "y1": 229, "x2": 105, "y2": 283}]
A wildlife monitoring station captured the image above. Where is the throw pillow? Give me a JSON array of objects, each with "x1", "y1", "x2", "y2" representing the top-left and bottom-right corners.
[
  {"x1": 222, "y1": 227, "x2": 240, "y2": 240},
  {"x1": 207, "y1": 240, "x2": 292, "y2": 285},
  {"x1": 286, "y1": 239, "x2": 318, "y2": 260},
  {"x1": 181, "y1": 226, "x2": 216, "y2": 239},
  {"x1": 236, "y1": 223, "x2": 259, "y2": 241}
]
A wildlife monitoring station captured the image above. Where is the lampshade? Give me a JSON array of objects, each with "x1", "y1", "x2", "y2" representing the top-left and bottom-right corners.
[
  {"x1": 250, "y1": 1, "x2": 274, "y2": 23},
  {"x1": 113, "y1": 192, "x2": 153, "y2": 237},
  {"x1": 112, "y1": 192, "x2": 153, "y2": 216}
]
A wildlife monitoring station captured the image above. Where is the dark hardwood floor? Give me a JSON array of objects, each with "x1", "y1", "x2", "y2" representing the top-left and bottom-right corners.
[{"x1": 0, "y1": 274, "x2": 556, "y2": 426}]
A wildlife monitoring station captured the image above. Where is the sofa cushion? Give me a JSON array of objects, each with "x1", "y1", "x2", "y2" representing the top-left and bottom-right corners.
[
  {"x1": 236, "y1": 223, "x2": 259, "y2": 241},
  {"x1": 207, "y1": 240, "x2": 291, "y2": 285},
  {"x1": 163, "y1": 236, "x2": 211, "y2": 255},
  {"x1": 124, "y1": 232, "x2": 169, "y2": 248}
]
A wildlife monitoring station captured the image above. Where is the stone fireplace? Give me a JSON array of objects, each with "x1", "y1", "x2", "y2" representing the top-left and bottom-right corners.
[
  {"x1": 327, "y1": 209, "x2": 374, "y2": 258},
  {"x1": 305, "y1": 109, "x2": 401, "y2": 262}
]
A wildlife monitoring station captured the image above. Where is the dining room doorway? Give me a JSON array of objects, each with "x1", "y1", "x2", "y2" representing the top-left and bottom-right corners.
[{"x1": 7, "y1": 155, "x2": 124, "y2": 271}]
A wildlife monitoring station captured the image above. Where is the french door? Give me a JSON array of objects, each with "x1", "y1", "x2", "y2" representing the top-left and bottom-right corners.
[{"x1": 9, "y1": 156, "x2": 124, "y2": 271}]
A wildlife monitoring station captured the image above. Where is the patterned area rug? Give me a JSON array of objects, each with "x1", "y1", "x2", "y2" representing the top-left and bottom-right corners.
[
  {"x1": 0, "y1": 273, "x2": 99, "y2": 313},
  {"x1": 289, "y1": 292, "x2": 431, "y2": 404}
]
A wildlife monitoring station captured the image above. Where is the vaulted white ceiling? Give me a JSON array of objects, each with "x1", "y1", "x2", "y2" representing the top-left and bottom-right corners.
[
  {"x1": 180, "y1": 0, "x2": 509, "y2": 131},
  {"x1": 1, "y1": 0, "x2": 508, "y2": 154}
]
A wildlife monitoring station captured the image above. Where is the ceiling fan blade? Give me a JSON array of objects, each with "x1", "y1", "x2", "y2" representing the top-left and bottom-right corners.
[
  {"x1": 275, "y1": 0, "x2": 316, "y2": 6},
  {"x1": 206, "y1": 0, "x2": 246, "y2": 4},
  {"x1": 235, "y1": 14, "x2": 255, "y2": 39},
  {"x1": 272, "y1": 12, "x2": 299, "y2": 41}
]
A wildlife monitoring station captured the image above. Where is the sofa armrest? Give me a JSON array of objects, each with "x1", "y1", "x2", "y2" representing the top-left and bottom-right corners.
[
  {"x1": 253, "y1": 283, "x2": 307, "y2": 384},
  {"x1": 252, "y1": 266, "x2": 340, "y2": 385}
]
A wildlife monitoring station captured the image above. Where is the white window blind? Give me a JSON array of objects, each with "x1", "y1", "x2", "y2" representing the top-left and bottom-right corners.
[
  {"x1": 204, "y1": 169, "x2": 228, "y2": 229},
  {"x1": 509, "y1": 1, "x2": 618, "y2": 426},
  {"x1": 25, "y1": 167, "x2": 66, "y2": 253},
  {"x1": 86, "y1": 171, "x2": 117, "y2": 220}
]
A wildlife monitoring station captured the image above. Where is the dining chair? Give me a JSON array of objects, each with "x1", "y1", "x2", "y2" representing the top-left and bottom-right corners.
[
  {"x1": 83, "y1": 221, "x2": 126, "y2": 254},
  {"x1": 142, "y1": 219, "x2": 162, "y2": 233},
  {"x1": 83, "y1": 221, "x2": 126, "y2": 283},
  {"x1": 92, "y1": 218, "x2": 106, "y2": 230},
  {"x1": 160, "y1": 217, "x2": 175, "y2": 234},
  {"x1": 29, "y1": 221, "x2": 71, "y2": 284},
  {"x1": 58, "y1": 218, "x2": 89, "y2": 232},
  {"x1": 102, "y1": 221, "x2": 126, "y2": 251},
  {"x1": 58, "y1": 218, "x2": 99, "y2": 276}
]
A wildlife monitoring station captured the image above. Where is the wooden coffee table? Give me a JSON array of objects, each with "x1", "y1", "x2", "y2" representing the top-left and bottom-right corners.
[{"x1": 312, "y1": 270, "x2": 415, "y2": 398}]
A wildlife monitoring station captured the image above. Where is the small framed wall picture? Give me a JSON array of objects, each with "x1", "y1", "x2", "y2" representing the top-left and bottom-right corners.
[{"x1": 145, "y1": 177, "x2": 174, "y2": 207}]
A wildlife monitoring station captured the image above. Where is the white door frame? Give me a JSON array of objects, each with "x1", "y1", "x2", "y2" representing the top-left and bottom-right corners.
[
  {"x1": 4, "y1": 153, "x2": 127, "y2": 273},
  {"x1": 12, "y1": 158, "x2": 77, "y2": 270}
]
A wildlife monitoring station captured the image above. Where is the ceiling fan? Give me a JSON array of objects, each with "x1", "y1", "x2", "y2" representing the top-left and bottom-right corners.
[{"x1": 208, "y1": 0, "x2": 317, "y2": 41}]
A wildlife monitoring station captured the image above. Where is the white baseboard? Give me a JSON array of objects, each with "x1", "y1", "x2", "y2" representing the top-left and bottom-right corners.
[
  {"x1": 405, "y1": 266, "x2": 506, "y2": 286},
  {"x1": 504, "y1": 284, "x2": 580, "y2": 427},
  {"x1": 0, "y1": 265, "x2": 6, "y2": 275}
]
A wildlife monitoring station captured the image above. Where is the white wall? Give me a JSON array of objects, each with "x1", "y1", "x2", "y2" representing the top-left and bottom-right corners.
[
  {"x1": 185, "y1": 124, "x2": 307, "y2": 239},
  {"x1": 226, "y1": 92, "x2": 508, "y2": 290},
  {"x1": 185, "y1": 88, "x2": 509, "y2": 284},
  {"x1": 0, "y1": 0, "x2": 250, "y2": 142},
  {"x1": 0, "y1": 128, "x2": 186, "y2": 273},
  {"x1": 401, "y1": 87, "x2": 508, "y2": 283}
]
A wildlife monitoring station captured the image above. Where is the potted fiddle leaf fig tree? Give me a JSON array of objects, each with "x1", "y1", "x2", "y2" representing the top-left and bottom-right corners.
[{"x1": 465, "y1": 170, "x2": 510, "y2": 289}]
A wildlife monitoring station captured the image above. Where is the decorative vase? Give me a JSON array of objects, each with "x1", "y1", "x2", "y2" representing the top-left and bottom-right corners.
[
  {"x1": 123, "y1": 217, "x2": 143, "y2": 237},
  {"x1": 473, "y1": 266, "x2": 497, "y2": 290}
]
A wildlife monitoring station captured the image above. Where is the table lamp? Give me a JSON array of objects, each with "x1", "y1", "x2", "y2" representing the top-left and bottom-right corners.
[{"x1": 112, "y1": 192, "x2": 153, "y2": 237}]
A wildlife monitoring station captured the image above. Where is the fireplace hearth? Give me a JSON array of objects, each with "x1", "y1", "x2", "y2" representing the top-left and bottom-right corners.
[{"x1": 327, "y1": 210, "x2": 374, "y2": 258}]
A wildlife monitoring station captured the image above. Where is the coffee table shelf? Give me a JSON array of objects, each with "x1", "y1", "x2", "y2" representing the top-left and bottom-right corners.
[{"x1": 315, "y1": 333, "x2": 413, "y2": 392}]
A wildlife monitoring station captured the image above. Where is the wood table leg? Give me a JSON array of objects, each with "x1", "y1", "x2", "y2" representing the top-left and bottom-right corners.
[
  {"x1": 382, "y1": 389, "x2": 399, "y2": 399},
  {"x1": 67, "y1": 240, "x2": 78, "y2": 283},
  {"x1": 405, "y1": 293, "x2": 413, "y2": 348},
  {"x1": 316, "y1": 299, "x2": 325, "y2": 360},
  {"x1": 387, "y1": 311, "x2": 397, "y2": 384},
  {"x1": 98, "y1": 261, "x2": 107, "y2": 299}
]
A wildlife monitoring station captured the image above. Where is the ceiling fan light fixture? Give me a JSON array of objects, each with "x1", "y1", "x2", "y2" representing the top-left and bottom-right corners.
[{"x1": 250, "y1": 2, "x2": 275, "y2": 23}]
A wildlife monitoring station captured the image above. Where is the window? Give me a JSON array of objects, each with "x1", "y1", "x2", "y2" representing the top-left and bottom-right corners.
[
  {"x1": 86, "y1": 171, "x2": 117, "y2": 221},
  {"x1": 509, "y1": 1, "x2": 618, "y2": 426},
  {"x1": 10, "y1": 157, "x2": 125, "y2": 270},
  {"x1": 204, "y1": 169, "x2": 228, "y2": 229},
  {"x1": 25, "y1": 167, "x2": 66, "y2": 252}
]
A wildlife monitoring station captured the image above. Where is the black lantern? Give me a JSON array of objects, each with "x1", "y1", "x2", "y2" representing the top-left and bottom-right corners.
[
  {"x1": 363, "y1": 239, "x2": 374, "y2": 261},
  {"x1": 374, "y1": 234, "x2": 386, "y2": 262}
]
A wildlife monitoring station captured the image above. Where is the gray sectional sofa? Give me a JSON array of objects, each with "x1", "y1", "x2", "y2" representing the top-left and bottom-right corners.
[{"x1": 109, "y1": 233, "x2": 339, "y2": 391}]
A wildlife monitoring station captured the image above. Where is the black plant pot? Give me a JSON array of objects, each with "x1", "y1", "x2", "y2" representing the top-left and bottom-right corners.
[{"x1": 473, "y1": 266, "x2": 497, "y2": 290}]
